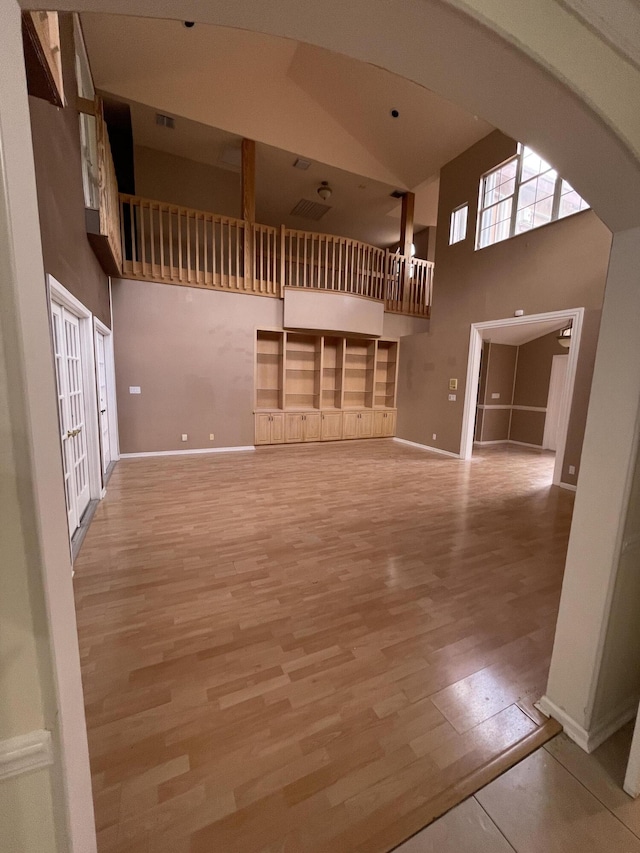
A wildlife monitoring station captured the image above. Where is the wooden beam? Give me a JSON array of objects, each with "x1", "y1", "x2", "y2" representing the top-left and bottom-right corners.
[
  {"x1": 399, "y1": 191, "x2": 415, "y2": 311},
  {"x1": 241, "y1": 139, "x2": 256, "y2": 224},
  {"x1": 399, "y1": 191, "x2": 415, "y2": 258}
]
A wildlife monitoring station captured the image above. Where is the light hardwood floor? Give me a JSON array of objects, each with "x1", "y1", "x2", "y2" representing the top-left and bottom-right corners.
[
  {"x1": 397, "y1": 723, "x2": 640, "y2": 852},
  {"x1": 73, "y1": 441, "x2": 573, "y2": 853}
]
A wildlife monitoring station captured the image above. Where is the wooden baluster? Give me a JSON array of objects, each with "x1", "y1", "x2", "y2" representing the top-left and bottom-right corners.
[
  {"x1": 186, "y1": 210, "x2": 191, "y2": 283},
  {"x1": 159, "y1": 203, "x2": 165, "y2": 280},
  {"x1": 227, "y1": 219, "x2": 232, "y2": 288},
  {"x1": 140, "y1": 201, "x2": 147, "y2": 276},
  {"x1": 177, "y1": 208, "x2": 183, "y2": 282},
  {"x1": 203, "y1": 214, "x2": 208, "y2": 286},
  {"x1": 195, "y1": 211, "x2": 200, "y2": 285},
  {"x1": 150, "y1": 202, "x2": 157, "y2": 275},
  {"x1": 331, "y1": 238, "x2": 336, "y2": 291}
]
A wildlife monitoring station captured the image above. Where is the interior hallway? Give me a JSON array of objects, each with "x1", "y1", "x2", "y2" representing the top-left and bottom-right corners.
[{"x1": 73, "y1": 441, "x2": 573, "y2": 852}]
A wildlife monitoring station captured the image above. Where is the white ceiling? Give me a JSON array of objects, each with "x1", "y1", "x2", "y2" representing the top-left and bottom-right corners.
[
  {"x1": 483, "y1": 318, "x2": 569, "y2": 346},
  {"x1": 81, "y1": 14, "x2": 493, "y2": 244}
]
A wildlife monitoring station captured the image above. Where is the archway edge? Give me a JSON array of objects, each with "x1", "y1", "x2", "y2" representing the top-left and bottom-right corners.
[{"x1": 24, "y1": 0, "x2": 640, "y2": 233}]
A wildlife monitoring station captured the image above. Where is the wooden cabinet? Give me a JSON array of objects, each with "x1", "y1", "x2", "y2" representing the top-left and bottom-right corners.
[
  {"x1": 374, "y1": 410, "x2": 397, "y2": 437},
  {"x1": 255, "y1": 412, "x2": 285, "y2": 445},
  {"x1": 255, "y1": 330, "x2": 399, "y2": 446},
  {"x1": 321, "y1": 411, "x2": 343, "y2": 440},
  {"x1": 343, "y1": 410, "x2": 374, "y2": 439},
  {"x1": 285, "y1": 412, "x2": 321, "y2": 443}
]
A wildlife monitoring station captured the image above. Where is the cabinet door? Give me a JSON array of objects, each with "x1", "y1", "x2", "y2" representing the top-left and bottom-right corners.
[
  {"x1": 383, "y1": 411, "x2": 397, "y2": 436},
  {"x1": 255, "y1": 413, "x2": 272, "y2": 445},
  {"x1": 285, "y1": 413, "x2": 304, "y2": 443},
  {"x1": 358, "y1": 410, "x2": 374, "y2": 438},
  {"x1": 304, "y1": 412, "x2": 322, "y2": 442},
  {"x1": 271, "y1": 413, "x2": 285, "y2": 443},
  {"x1": 321, "y1": 412, "x2": 343, "y2": 440},
  {"x1": 343, "y1": 412, "x2": 359, "y2": 439},
  {"x1": 373, "y1": 411, "x2": 386, "y2": 437}
]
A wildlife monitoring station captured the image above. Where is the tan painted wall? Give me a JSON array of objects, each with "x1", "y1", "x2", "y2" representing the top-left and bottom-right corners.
[
  {"x1": 397, "y1": 130, "x2": 611, "y2": 486},
  {"x1": 475, "y1": 342, "x2": 517, "y2": 441},
  {"x1": 27, "y1": 13, "x2": 110, "y2": 327},
  {"x1": 134, "y1": 145, "x2": 241, "y2": 217},
  {"x1": 113, "y1": 281, "x2": 283, "y2": 452},
  {"x1": 510, "y1": 330, "x2": 567, "y2": 445},
  {"x1": 513, "y1": 331, "x2": 566, "y2": 407}
]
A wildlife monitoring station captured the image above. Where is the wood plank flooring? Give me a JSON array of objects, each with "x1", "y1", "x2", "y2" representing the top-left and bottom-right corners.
[{"x1": 73, "y1": 441, "x2": 574, "y2": 853}]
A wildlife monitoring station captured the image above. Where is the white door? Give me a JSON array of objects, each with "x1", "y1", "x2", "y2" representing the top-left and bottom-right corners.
[
  {"x1": 543, "y1": 354, "x2": 569, "y2": 451},
  {"x1": 51, "y1": 301, "x2": 91, "y2": 535},
  {"x1": 95, "y1": 329, "x2": 111, "y2": 473}
]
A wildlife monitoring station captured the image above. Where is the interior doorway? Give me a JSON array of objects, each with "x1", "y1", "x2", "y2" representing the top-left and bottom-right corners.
[{"x1": 461, "y1": 308, "x2": 584, "y2": 487}]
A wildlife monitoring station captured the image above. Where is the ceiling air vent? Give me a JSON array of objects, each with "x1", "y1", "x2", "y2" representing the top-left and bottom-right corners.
[
  {"x1": 293, "y1": 158, "x2": 312, "y2": 170},
  {"x1": 155, "y1": 113, "x2": 175, "y2": 129},
  {"x1": 290, "y1": 198, "x2": 331, "y2": 220}
]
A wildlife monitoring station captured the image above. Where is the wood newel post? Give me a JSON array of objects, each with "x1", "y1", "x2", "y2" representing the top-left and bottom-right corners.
[{"x1": 241, "y1": 138, "x2": 256, "y2": 290}]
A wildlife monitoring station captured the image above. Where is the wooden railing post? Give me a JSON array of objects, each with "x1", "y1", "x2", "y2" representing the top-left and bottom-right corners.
[
  {"x1": 241, "y1": 139, "x2": 256, "y2": 291},
  {"x1": 279, "y1": 225, "x2": 286, "y2": 298}
]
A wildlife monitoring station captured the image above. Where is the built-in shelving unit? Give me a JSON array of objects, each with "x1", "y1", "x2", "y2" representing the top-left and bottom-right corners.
[
  {"x1": 256, "y1": 331, "x2": 283, "y2": 410},
  {"x1": 255, "y1": 330, "x2": 398, "y2": 445}
]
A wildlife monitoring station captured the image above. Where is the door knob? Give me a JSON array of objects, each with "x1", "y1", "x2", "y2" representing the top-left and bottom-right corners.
[{"x1": 100, "y1": 408, "x2": 106, "y2": 414}]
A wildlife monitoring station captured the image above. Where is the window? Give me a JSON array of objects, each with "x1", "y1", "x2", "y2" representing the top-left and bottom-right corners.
[
  {"x1": 73, "y1": 15, "x2": 100, "y2": 210},
  {"x1": 476, "y1": 144, "x2": 589, "y2": 249},
  {"x1": 449, "y1": 204, "x2": 468, "y2": 245}
]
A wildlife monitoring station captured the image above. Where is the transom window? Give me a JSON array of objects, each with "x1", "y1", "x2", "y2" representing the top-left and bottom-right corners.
[{"x1": 476, "y1": 145, "x2": 589, "y2": 249}]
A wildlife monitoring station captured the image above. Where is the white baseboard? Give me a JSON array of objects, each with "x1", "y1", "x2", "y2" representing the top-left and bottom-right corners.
[
  {"x1": 120, "y1": 446, "x2": 255, "y2": 459},
  {"x1": 474, "y1": 439, "x2": 544, "y2": 450},
  {"x1": 0, "y1": 730, "x2": 53, "y2": 782},
  {"x1": 558, "y1": 482, "x2": 577, "y2": 492},
  {"x1": 537, "y1": 694, "x2": 638, "y2": 753},
  {"x1": 394, "y1": 437, "x2": 461, "y2": 458},
  {"x1": 474, "y1": 439, "x2": 509, "y2": 446},
  {"x1": 508, "y1": 439, "x2": 545, "y2": 449}
]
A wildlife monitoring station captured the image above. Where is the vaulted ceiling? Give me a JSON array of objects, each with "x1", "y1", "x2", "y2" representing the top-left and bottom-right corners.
[{"x1": 81, "y1": 14, "x2": 493, "y2": 244}]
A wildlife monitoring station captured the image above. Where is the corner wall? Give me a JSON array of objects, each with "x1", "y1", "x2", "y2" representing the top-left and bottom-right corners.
[
  {"x1": 396, "y1": 130, "x2": 612, "y2": 486},
  {"x1": 27, "y1": 13, "x2": 110, "y2": 327}
]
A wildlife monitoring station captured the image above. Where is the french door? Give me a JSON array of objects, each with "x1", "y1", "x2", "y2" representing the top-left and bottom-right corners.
[
  {"x1": 51, "y1": 301, "x2": 91, "y2": 536},
  {"x1": 95, "y1": 328, "x2": 111, "y2": 473}
]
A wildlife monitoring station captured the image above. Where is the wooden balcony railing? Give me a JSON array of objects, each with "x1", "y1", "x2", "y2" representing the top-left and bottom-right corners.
[{"x1": 118, "y1": 193, "x2": 433, "y2": 317}]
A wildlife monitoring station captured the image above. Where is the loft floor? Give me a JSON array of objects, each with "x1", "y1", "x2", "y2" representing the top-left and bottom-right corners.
[{"x1": 73, "y1": 441, "x2": 573, "y2": 853}]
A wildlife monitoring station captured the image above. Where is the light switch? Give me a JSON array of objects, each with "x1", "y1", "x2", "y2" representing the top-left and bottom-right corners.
[
  {"x1": 491, "y1": 392, "x2": 500, "y2": 399},
  {"x1": 181, "y1": 434, "x2": 188, "y2": 441},
  {"x1": 448, "y1": 394, "x2": 457, "y2": 402},
  {"x1": 129, "y1": 386, "x2": 141, "y2": 394}
]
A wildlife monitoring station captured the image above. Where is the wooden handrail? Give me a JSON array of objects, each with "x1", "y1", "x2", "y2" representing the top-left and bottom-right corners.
[
  {"x1": 118, "y1": 193, "x2": 433, "y2": 315},
  {"x1": 96, "y1": 104, "x2": 122, "y2": 273}
]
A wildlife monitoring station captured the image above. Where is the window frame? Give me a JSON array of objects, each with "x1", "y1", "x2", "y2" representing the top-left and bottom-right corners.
[
  {"x1": 449, "y1": 203, "x2": 469, "y2": 245},
  {"x1": 475, "y1": 144, "x2": 589, "y2": 250}
]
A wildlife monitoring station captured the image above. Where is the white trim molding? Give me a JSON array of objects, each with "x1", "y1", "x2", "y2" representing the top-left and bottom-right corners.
[
  {"x1": 120, "y1": 446, "x2": 256, "y2": 458},
  {"x1": 0, "y1": 730, "x2": 53, "y2": 782},
  {"x1": 559, "y1": 482, "x2": 577, "y2": 492},
  {"x1": 394, "y1": 437, "x2": 461, "y2": 458},
  {"x1": 537, "y1": 694, "x2": 638, "y2": 753},
  {"x1": 461, "y1": 308, "x2": 585, "y2": 487}
]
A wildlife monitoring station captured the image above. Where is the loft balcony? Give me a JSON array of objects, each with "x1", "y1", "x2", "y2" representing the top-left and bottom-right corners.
[{"x1": 118, "y1": 194, "x2": 434, "y2": 318}]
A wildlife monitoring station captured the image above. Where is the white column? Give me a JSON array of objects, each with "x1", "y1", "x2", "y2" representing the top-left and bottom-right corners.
[
  {"x1": 0, "y1": 1, "x2": 96, "y2": 850},
  {"x1": 540, "y1": 226, "x2": 640, "y2": 751}
]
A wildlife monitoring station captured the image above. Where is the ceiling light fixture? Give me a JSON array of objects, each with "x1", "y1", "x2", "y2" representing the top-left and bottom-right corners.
[
  {"x1": 183, "y1": 21, "x2": 195, "y2": 28},
  {"x1": 317, "y1": 181, "x2": 332, "y2": 201},
  {"x1": 557, "y1": 323, "x2": 572, "y2": 348}
]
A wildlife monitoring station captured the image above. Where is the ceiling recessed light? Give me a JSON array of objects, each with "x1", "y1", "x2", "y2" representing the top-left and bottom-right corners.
[
  {"x1": 183, "y1": 21, "x2": 195, "y2": 28},
  {"x1": 390, "y1": 109, "x2": 400, "y2": 118}
]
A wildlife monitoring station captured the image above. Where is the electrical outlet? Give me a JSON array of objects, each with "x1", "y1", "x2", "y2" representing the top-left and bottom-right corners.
[
  {"x1": 448, "y1": 394, "x2": 456, "y2": 402},
  {"x1": 209, "y1": 433, "x2": 215, "y2": 441},
  {"x1": 569, "y1": 465, "x2": 576, "y2": 475},
  {"x1": 491, "y1": 392, "x2": 500, "y2": 399},
  {"x1": 432, "y1": 433, "x2": 437, "y2": 440},
  {"x1": 181, "y1": 434, "x2": 188, "y2": 442},
  {"x1": 129, "y1": 386, "x2": 141, "y2": 394}
]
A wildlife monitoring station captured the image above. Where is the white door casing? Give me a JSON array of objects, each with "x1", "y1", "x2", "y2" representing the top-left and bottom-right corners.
[
  {"x1": 95, "y1": 328, "x2": 111, "y2": 472},
  {"x1": 543, "y1": 354, "x2": 569, "y2": 451}
]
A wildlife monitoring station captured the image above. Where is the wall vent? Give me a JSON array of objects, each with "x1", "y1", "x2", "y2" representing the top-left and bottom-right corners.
[
  {"x1": 290, "y1": 198, "x2": 331, "y2": 220},
  {"x1": 155, "y1": 113, "x2": 175, "y2": 129}
]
